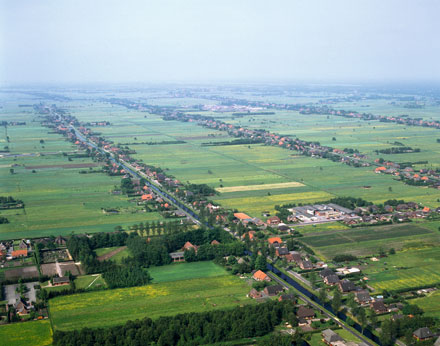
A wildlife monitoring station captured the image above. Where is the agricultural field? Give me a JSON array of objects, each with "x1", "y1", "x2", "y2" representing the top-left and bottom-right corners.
[
  {"x1": 49, "y1": 275, "x2": 253, "y2": 331},
  {"x1": 0, "y1": 105, "x2": 164, "y2": 240},
  {"x1": 412, "y1": 290, "x2": 440, "y2": 318},
  {"x1": 301, "y1": 222, "x2": 440, "y2": 259},
  {"x1": 148, "y1": 261, "x2": 228, "y2": 283},
  {"x1": 358, "y1": 247, "x2": 440, "y2": 292},
  {"x1": 0, "y1": 320, "x2": 52, "y2": 346}
]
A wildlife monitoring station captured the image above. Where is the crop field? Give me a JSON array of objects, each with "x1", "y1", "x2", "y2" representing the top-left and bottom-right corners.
[
  {"x1": 301, "y1": 223, "x2": 440, "y2": 259},
  {"x1": 148, "y1": 261, "x2": 228, "y2": 283},
  {"x1": 0, "y1": 106, "x2": 164, "y2": 240},
  {"x1": 412, "y1": 290, "x2": 440, "y2": 318},
  {"x1": 0, "y1": 320, "x2": 52, "y2": 346},
  {"x1": 358, "y1": 247, "x2": 440, "y2": 292},
  {"x1": 49, "y1": 275, "x2": 253, "y2": 331},
  {"x1": 215, "y1": 181, "x2": 304, "y2": 193}
]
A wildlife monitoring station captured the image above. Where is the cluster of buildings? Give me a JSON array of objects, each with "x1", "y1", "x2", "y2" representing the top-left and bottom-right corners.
[
  {"x1": 0, "y1": 239, "x2": 31, "y2": 260},
  {"x1": 286, "y1": 204, "x2": 357, "y2": 224}
]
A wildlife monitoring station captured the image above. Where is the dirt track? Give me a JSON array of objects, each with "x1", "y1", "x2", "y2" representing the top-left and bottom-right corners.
[{"x1": 97, "y1": 246, "x2": 127, "y2": 262}]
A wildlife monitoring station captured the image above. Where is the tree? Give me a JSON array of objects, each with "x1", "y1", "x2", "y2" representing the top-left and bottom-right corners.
[
  {"x1": 254, "y1": 255, "x2": 267, "y2": 271},
  {"x1": 318, "y1": 288, "x2": 327, "y2": 303},
  {"x1": 358, "y1": 307, "x2": 367, "y2": 332},
  {"x1": 332, "y1": 290, "x2": 342, "y2": 312}
]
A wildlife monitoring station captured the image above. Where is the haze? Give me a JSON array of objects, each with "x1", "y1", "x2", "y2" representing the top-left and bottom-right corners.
[{"x1": 1, "y1": 0, "x2": 440, "y2": 84}]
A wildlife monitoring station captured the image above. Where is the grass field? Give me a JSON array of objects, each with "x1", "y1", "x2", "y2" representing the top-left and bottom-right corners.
[
  {"x1": 216, "y1": 181, "x2": 304, "y2": 193},
  {"x1": 412, "y1": 290, "x2": 440, "y2": 318},
  {"x1": 49, "y1": 275, "x2": 253, "y2": 331},
  {"x1": 148, "y1": 261, "x2": 227, "y2": 283},
  {"x1": 359, "y1": 247, "x2": 440, "y2": 292},
  {"x1": 0, "y1": 320, "x2": 52, "y2": 346},
  {"x1": 301, "y1": 223, "x2": 440, "y2": 259}
]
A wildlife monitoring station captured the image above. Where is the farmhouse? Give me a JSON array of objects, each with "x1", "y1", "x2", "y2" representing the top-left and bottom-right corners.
[
  {"x1": 268, "y1": 237, "x2": 283, "y2": 245},
  {"x1": 324, "y1": 274, "x2": 340, "y2": 285},
  {"x1": 370, "y1": 300, "x2": 388, "y2": 314},
  {"x1": 266, "y1": 216, "x2": 281, "y2": 225},
  {"x1": 14, "y1": 299, "x2": 30, "y2": 315},
  {"x1": 11, "y1": 249, "x2": 28, "y2": 258},
  {"x1": 253, "y1": 270, "x2": 271, "y2": 282},
  {"x1": 53, "y1": 276, "x2": 70, "y2": 286},
  {"x1": 338, "y1": 280, "x2": 357, "y2": 293},
  {"x1": 264, "y1": 285, "x2": 284, "y2": 296},
  {"x1": 299, "y1": 260, "x2": 313, "y2": 270},
  {"x1": 278, "y1": 294, "x2": 295, "y2": 302},
  {"x1": 320, "y1": 268, "x2": 335, "y2": 278},
  {"x1": 182, "y1": 241, "x2": 198, "y2": 253},
  {"x1": 276, "y1": 247, "x2": 289, "y2": 257},
  {"x1": 322, "y1": 329, "x2": 344, "y2": 345},
  {"x1": 296, "y1": 305, "x2": 315, "y2": 319},
  {"x1": 249, "y1": 288, "x2": 262, "y2": 299},
  {"x1": 54, "y1": 235, "x2": 67, "y2": 246},
  {"x1": 413, "y1": 327, "x2": 434, "y2": 341},
  {"x1": 355, "y1": 290, "x2": 371, "y2": 304}
]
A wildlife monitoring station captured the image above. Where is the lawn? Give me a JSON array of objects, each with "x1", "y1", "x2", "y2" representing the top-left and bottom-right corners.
[
  {"x1": 49, "y1": 275, "x2": 253, "y2": 331},
  {"x1": 0, "y1": 320, "x2": 52, "y2": 346},
  {"x1": 148, "y1": 261, "x2": 228, "y2": 283}
]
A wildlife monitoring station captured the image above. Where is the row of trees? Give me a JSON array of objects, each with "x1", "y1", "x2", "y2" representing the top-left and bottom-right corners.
[{"x1": 53, "y1": 301, "x2": 293, "y2": 346}]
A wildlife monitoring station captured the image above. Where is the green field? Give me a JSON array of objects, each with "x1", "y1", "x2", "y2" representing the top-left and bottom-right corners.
[
  {"x1": 359, "y1": 247, "x2": 440, "y2": 292},
  {"x1": 412, "y1": 290, "x2": 440, "y2": 318},
  {"x1": 301, "y1": 223, "x2": 440, "y2": 259},
  {"x1": 49, "y1": 275, "x2": 253, "y2": 331},
  {"x1": 0, "y1": 320, "x2": 52, "y2": 346},
  {"x1": 148, "y1": 261, "x2": 227, "y2": 283}
]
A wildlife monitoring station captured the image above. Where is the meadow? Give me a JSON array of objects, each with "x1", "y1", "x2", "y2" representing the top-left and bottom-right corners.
[
  {"x1": 148, "y1": 261, "x2": 228, "y2": 283},
  {"x1": 0, "y1": 320, "x2": 52, "y2": 346},
  {"x1": 0, "y1": 104, "x2": 164, "y2": 240},
  {"x1": 49, "y1": 275, "x2": 253, "y2": 331},
  {"x1": 358, "y1": 247, "x2": 440, "y2": 292},
  {"x1": 301, "y1": 223, "x2": 440, "y2": 259},
  {"x1": 412, "y1": 290, "x2": 440, "y2": 318}
]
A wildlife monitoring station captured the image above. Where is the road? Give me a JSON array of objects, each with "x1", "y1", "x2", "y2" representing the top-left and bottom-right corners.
[
  {"x1": 267, "y1": 272, "x2": 375, "y2": 346},
  {"x1": 69, "y1": 124, "x2": 201, "y2": 225}
]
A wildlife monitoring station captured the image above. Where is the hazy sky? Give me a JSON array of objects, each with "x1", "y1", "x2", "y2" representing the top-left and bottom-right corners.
[{"x1": 1, "y1": 0, "x2": 440, "y2": 84}]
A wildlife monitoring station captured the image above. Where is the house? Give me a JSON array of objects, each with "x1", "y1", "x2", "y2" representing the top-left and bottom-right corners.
[
  {"x1": 264, "y1": 285, "x2": 284, "y2": 296},
  {"x1": 249, "y1": 288, "x2": 262, "y2": 299},
  {"x1": 19, "y1": 239, "x2": 30, "y2": 250},
  {"x1": 266, "y1": 216, "x2": 281, "y2": 225},
  {"x1": 268, "y1": 237, "x2": 283, "y2": 245},
  {"x1": 276, "y1": 247, "x2": 289, "y2": 256},
  {"x1": 322, "y1": 329, "x2": 344, "y2": 345},
  {"x1": 370, "y1": 300, "x2": 388, "y2": 314},
  {"x1": 299, "y1": 260, "x2": 313, "y2": 270},
  {"x1": 278, "y1": 294, "x2": 295, "y2": 302},
  {"x1": 253, "y1": 270, "x2": 271, "y2": 282},
  {"x1": 278, "y1": 223, "x2": 290, "y2": 232},
  {"x1": 11, "y1": 249, "x2": 28, "y2": 258},
  {"x1": 320, "y1": 268, "x2": 335, "y2": 278},
  {"x1": 324, "y1": 275, "x2": 340, "y2": 285},
  {"x1": 169, "y1": 251, "x2": 185, "y2": 262},
  {"x1": 54, "y1": 235, "x2": 66, "y2": 246},
  {"x1": 53, "y1": 276, "x2": 70, "y2": 286},
  {"x1": 355, "y1": 290, "x2": 371, "y2": 304},
  {"x1": 182, "y1": 241, "x2": 198, "y2": 253},
  {"x1": 210, "y1": 240, "x2": 220, "y2": 245},
  {"x1": 413, "y1": 327, "x2": 434, "y2": 341},
  {"x1": 296, "y1": 305, "x2": 315, "y2": 319},
  {"x1": 338, "y1": 279, "x2": 357, "y2": 293},
  {"x1": 15, "y1": 299, "x2": 29, "y2": 315}
]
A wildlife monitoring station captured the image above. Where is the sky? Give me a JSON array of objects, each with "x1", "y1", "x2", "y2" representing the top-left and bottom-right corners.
[{"x1": 1, "y1": 0, "x2": 440, "y2": 85}]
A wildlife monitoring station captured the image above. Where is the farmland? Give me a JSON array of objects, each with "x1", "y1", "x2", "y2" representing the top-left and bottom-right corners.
[
  {"x1": 148, "y1": 261, "x2": 228, "y2": 283},
  {"x1": 0, "y1": 320, "x2": 52, "y2": 346},
  {"x1": 300, "y1": 223, "x2": 440, "y2": 259},
  {"x1": 412, "y1": 290, "x2": 440, "y2": 318},
  {"x1": 49, "y1": 275, "x2": 253, "y2": 331},
  {"x1": 358, "y1": 247, "x2": 440, "y2": 292}
]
